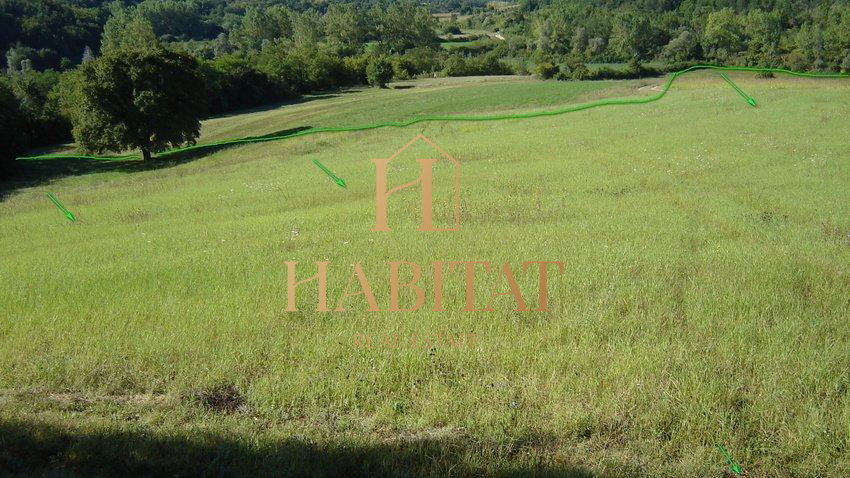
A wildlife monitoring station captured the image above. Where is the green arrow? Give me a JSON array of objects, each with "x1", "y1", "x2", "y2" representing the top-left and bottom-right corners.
[
  {"x1": 312, "y1": 159, "x2": 347, "y2": 188},
  {"x1": 716, "y1": 444, "x2": 743, "y2": 475},
  {"x1": 46, "y1": 192, "x2": 76, "y2": 222},
  {"x1": 720, "y1": 73, "x2": 757, "y2": 107}
]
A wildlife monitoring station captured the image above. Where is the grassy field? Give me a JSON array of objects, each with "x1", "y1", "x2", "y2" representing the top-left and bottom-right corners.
[{"x1": 1, "y1": 72, "x2": 849, "y2": 477}]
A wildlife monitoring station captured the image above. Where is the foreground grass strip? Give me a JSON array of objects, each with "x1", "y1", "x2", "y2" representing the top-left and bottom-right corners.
[
  {"x1": 15, "y1": 65, "x2": 848, "y2": 162},
  {"x1": 45, "y1": 192, "x2": 75, "y2": 222},
  {"x1": 720, "y1": 73, "x2": 757, "y2": 107}
]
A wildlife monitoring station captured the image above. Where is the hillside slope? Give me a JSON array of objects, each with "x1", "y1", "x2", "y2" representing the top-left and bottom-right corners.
[{"x1": 1, "y1": 73, "x2": 849, "y2": 477}]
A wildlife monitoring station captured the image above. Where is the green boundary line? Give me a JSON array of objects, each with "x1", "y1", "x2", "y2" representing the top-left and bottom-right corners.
[
  {"x1": 46, "y1": 192, "x2": 76, "y2": 222},
  {"x1": 719, "y1": 72, "x2": 757, "y2": 106},
  {"x1": 15, "y1": 65, "x2": 848, "y2": 162},
  {"x1": 312, "y1": 159, "x2": 347, "y2": 188}
]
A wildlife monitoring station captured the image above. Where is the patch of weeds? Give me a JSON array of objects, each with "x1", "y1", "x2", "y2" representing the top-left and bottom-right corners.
[
  {"x1": 120, "y1": 207, "x2": 150, "y2": 223},
  {"x1": 822, "y1": 222, "x2": 850, "y2": 247},
  {"x1": 759, "y1": 210, "x2": 787, "y2": 224},
  {"x1": 590, "y1": 186, "x2": 632, "y2": 197},
  {"x1": 191, "y1": 383, "x2": 245, "y2": 413}
]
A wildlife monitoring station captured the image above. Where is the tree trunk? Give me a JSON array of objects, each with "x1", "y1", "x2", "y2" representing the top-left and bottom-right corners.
[{"x1": 141, "y1": 148, "x2": 152, "y2": 161}]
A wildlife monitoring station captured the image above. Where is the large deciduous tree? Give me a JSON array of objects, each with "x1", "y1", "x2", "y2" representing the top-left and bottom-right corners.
[{"x1": 68, "y1": 48, "x2": 205, "y2": 161}]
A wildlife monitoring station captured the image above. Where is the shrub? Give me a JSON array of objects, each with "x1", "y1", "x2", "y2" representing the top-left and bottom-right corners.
[
  {"x1": 342, "y1": 55, "x2": 369, "y2": 84},
  {"x1": 534, "y1": 61, "x2": 557, "y2": 79},
  {"x1": 553, "y1": 69, "x2": 571, "y2": 81},
  {"x1": 403, "y1": 47, "x2": 443, "y2": 76},
  {"x1": 442, "y1": 24, "x2": 462, "y2": 35},
  {"x1": 366, "y1": 55, "x2": 393, "y2": 88},
  {"x1": 442, "y1": 54, "x2": 468, "y2": 76},
  {"x1": 562, "y1": 54, "x2": 590, "y2": 80},
  {"x1": 391, "y1": 55, "x2": 415, "y2": 80}
]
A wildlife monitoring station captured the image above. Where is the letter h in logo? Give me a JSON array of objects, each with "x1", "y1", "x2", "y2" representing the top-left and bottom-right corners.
[{"x1": 371, "y1": 134, "x2": 460, "y2": 232}]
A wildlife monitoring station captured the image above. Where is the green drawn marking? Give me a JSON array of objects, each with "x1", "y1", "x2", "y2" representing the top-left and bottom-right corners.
[
  {"x1": 46, "y1": 192, "x2": 76, "y2": 222},
  {"x1": 720, "y1": 73, "x2": 757, "y2": 107},
  {"x1": 15, "y1": 65, "x2": 848, "y2": 162},
  {"x1": 312, "y1": 159, "x2": 347, "y2": 188},
  {"x1": 717, "y1": 444, "x2": 743, "y2": 475}
]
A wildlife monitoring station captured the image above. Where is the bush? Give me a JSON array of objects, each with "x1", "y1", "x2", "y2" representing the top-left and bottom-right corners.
[
  {"x1": 366, "y1": 55, "x2": 393, "y2": 88},
  {"x1": 561, "y1": 54, "x2": 590, "y2": 80},
  {"x1": 553, "y1": 69, "x2": 571, "y2": 81},
  {"x1": 342, "y1": 55, "x2": 369, "y2": 84},
  {"x1": 442, "y1": 24, "x2": 462, "y2": 35},
  {"x1": 441, "y1": 53, "x2": 512, "y2": 77},
  {"x1": 534, "y1": 61, "x2": 557, "y2": 79},
  {"x1": 391, "y1": 55, "x2": 415, "y2": 80},
  {"x1": 442, "y1": 54, "x2": 468, "y2": 76},
  {"x1": 300, "y1": 47, "x2": 346, "y2": 91},
  {"x1": 403, "y1": 47, "x2": 443, "y2": 76},
  {"x1": 476, "y1": 53, "x2": 512, "y2": 75}
]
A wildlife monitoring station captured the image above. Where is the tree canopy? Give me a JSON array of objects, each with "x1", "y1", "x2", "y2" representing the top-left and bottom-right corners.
[{"x1": 68, "y1": 48, "x2": 205, "y2": 160}]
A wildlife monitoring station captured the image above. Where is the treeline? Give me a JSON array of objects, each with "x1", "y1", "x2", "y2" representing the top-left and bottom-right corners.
[
  {"x1": 0, "y1": 0, "x2": 492, "y2": 72},
  {"x1": 524, "y1": 0, "x2": 850, "y2": 72}
]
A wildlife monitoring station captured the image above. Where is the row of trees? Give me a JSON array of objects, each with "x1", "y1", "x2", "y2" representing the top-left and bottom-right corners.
[
  {"x1": 530, "y1": 2, "x2": 850, "y2": 71},
  {"x1": 1, "y1": 0, "x2": 443, "y2": 73},
  {"x1": 6, "y1": 0, "x2": 850, "y2": 76}
]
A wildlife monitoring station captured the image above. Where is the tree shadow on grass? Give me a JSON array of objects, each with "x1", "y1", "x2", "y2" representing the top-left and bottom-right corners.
[
  {"x1": 207, "y1": 94, "x2": 339, "y2": 120},
  {"x1": 156, "y1": 125, "x2": 314, "y2": 162},
  {"x1": 206, "y1": 88, "x2": 362, "y2": 121},
  {"x1": 0, "y1": 418, "x2": 600, "y2": 478},
  {"x1": 0, "y1": 126, "x2": 313, "y2": 201}
]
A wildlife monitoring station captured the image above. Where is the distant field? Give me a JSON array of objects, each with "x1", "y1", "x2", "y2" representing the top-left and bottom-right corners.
[
  {"x1": 440, "y1": 40, "x2": 478, "y2": 49},
  {"x1": 1, "y1": 73, "x2": 849, "y2": 477},
  {"x1": 587, "y1": 61, "x2": 666, "y2": 71}
]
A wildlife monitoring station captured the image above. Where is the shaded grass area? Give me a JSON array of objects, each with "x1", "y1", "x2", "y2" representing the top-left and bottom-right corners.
[
  {"x1": 1, "y1": 127, "x2": 314, "y2": 200},
  {"x1": 0, "y1": 393, "x2": 598, "y2": 478},
  {"x1": 0, "y1": 420, "x2": 595, "y2": 478}
]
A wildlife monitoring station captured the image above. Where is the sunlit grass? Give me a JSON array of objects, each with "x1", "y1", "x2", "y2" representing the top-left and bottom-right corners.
[{"x1": 1, "y1": 72, "x2": 849, "y2": 477}]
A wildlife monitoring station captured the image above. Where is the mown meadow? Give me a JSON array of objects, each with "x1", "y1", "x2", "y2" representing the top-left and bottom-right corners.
[{"x1": 1, "y1": 72, "x2": 849, "y2": 477}]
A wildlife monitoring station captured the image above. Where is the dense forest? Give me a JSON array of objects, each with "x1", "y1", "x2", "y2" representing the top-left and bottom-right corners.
[{"x1": 1, "y1": 0, "x2": 849, "y2": 173}]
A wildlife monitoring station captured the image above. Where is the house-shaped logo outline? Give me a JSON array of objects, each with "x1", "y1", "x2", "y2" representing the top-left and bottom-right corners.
[{"x1": 371, "y1": 134, "x2": 460, "y2": 232}]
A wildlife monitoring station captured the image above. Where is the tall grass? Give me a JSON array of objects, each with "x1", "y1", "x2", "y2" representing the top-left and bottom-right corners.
[{"x1": 1, "y1": 72, "x2": 849, "y2": 477}]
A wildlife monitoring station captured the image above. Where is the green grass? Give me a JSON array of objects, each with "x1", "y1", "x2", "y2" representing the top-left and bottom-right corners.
[
  {"x1": 1, "y1": 72, "x2": 849, "y2": 477},
  {"x1": 197, "y1": 76, "x2": 634, "y2": 143},
  {"x1": 440, "y1": 40, "x2": 478, "y2": 49}
]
